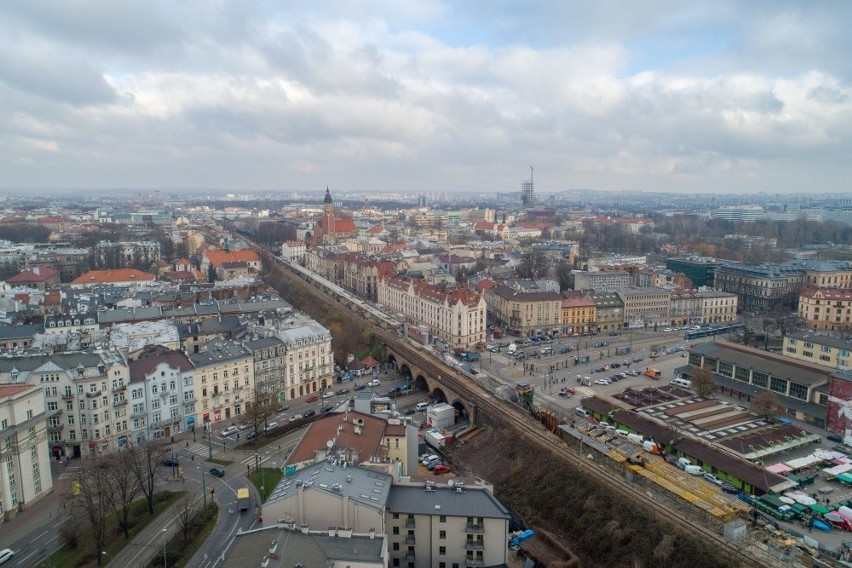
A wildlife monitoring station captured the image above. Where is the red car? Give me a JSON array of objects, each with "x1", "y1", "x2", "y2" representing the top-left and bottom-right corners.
[
  {"x1": 306, "y1": 395, "x2": 319, "y2": 403},
  {"x1": 432, "y1": 464, "x2": 451, "y2": 475}
]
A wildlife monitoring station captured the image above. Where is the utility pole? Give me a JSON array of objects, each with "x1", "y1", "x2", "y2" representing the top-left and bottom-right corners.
[{"x1": 207, "y1": 423, "x2": 212, "y2": 459}]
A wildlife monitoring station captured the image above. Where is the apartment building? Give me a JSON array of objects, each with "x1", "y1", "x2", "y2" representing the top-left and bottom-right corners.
[
  {"x1": 380, "y1": 276, "x2": 486, "y2": 350},
  {"x1": 670, "y1": 290, "x2": 702, "y2": 326},
  {"x1": 714, "y1": 263, "x2": 804, "y2": 314},
  {"x1": 275, "y1": 317, "x2": 335, "y2": 400},
  {"x1": 588, "y1": 292, "x2": 624, "y2": 331},
  {"x1": 0, "y1": 384, "x2": 53, "y2": 521},
  {"x1": 570, "y1": 270, "x2": 630, "y2": 293},
  {"x1": 245, "y1": 336, "x2": 287, "y2": 405},
  {"x1": 486, "y1": 285, "x2": 561, "y2": 337},
  {"x1": 128, "y1": 351, "x2": 196, "y2": 443},
  {"x1": 783, "y1": 333, "x2": 852, "y2": 370},
  {"x1": 617, "y1": 287, "x2": 672, "y2": 329},
  {"x1": 280, "y1": 240, "x2": 306, "y2": 264},
  {"x1": 700, "y1": 290, "x2": 739, "y2": 324},
  {"x1": 385, "y1": 482, "x2": 510, "y2": 568},
  {"x1": 0, "y1": 349, "x2": 132, "y2": 458},
  {"x1": 799, "y1": 288, "x2": 852, "y2": 331},
  {"x1": 561, "y1": 294, "x2": 596, "y2": 334},
  {"x1": 189, "y1": 338, "x2": 255, "y2": 426}
]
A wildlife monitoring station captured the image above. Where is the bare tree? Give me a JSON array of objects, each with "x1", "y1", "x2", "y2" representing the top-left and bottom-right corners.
[
  {"x1": 750, "y1": 391, "x2": 785, "y2": 422},
  {"x1": 243, "y1": 387, "x2": 277, "y2": 439},
  {"x1": 691, "y1": 367, "x2": 716, "y2": 398},
  {"x1": 67, "y1": 457, "x2": 113, "y2": 566},
  {"x1": 127, "y1": 439, "x2": 168, "y2": 515},
  {"x1": 516, "y1": 248, "x2": 548, "y2": 280},
  {"x1": 107, "y1": 449, "x2": 141, "y2": 539},
  {"x1": 177, "y1": 493, "x2": 194, "y2": 542}
]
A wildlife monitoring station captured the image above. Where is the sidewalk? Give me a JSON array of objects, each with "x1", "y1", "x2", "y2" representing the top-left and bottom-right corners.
[{"x1": 2, "y1": 458, "x2": 74, "y2": 547}]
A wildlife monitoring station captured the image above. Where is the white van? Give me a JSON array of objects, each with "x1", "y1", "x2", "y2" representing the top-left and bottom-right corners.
[
  {"x1": 684, "y1": 465, "x2": 704, "y2": 476},
  {"x1": 574, "y1": 407, "x2": 590, "y2": 418},
  {"x1": 507, "y1": 343, "x2": 517, "y2": 355},
  {"x1": 415, "y1": 402, "x2": 429, "y2": 412},
  {"x1": 671, "y1": 378, "x2": 692, "y2": 388}
]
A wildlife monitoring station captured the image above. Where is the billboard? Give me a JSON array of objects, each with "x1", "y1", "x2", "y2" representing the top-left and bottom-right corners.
[{"x1": 827, "y1": 373, "x2": 852, "y2": 435}]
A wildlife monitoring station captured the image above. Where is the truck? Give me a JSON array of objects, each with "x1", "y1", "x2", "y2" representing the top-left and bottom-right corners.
[
  {"x1": 456, "y1": 351, "x2": 480, "y2": 362},
  {"x1": 237, "y1": 487, "x2": 250, "y2": 512},
  {"x1": 644, "y1": 368, "x2": 662, "y2": 380},
  {"x1": 424, "y1": 428, "x2": 454, "y2": 450}
]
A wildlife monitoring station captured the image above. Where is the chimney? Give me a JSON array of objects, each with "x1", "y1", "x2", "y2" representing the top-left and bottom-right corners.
[{"x1": 369, "y1": 528, "x2": 376, "y2": 540}]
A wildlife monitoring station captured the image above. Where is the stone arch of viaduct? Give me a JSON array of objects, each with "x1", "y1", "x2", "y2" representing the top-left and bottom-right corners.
[{"x1": 384, "y1": 346, "x2": 477, "y2": 425}]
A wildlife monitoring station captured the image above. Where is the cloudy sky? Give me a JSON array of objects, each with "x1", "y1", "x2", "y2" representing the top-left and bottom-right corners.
[{"x1": 1, "y1": 1, "x2": 850, "y2": 195}]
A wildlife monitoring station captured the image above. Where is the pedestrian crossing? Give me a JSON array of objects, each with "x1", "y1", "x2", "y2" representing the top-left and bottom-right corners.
[{"x1": 187, "y1": 442, "x2": 213, "y2": 456}]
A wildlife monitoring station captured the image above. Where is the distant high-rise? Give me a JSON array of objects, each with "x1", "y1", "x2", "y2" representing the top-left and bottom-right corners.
[{"x1": 521, "y1": 166, "x2": 535, "y2": 207}]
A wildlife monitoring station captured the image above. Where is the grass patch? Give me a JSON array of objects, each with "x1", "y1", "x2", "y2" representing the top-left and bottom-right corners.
[
  {"x1": 249, "y1": 467, "x2": 283, "y2": 501},
  {"x1": 147, "y1": 502, "x2": 219, "y2": 568},
  {"x1": 205, "y1": 458, "x2": 234, "y2": 466},
  {"x1": 36, "y1": 491, "x2": 182, "y2": 567}
]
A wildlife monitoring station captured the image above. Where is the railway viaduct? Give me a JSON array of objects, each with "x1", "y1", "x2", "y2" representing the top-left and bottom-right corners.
[{"x1": 383, "y1": 342, "x2": 481, "y2": 426}]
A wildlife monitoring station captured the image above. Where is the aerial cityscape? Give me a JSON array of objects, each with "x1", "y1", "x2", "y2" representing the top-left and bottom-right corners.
[{"x1": 2, "y1": 2, "x2": 852, "y2": 568}]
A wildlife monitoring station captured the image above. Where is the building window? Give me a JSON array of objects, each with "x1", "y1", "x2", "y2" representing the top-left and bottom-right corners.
[
  {"x1": 752, "y1": 372, "x2": 769, "y2": 389},
  {"x1": 789, "y1": 383, "x2": 808, "y2": 401},
  {"x1": 392, "y1": 527, "x2": 399, "y2": 535},
  {"x1": 734, "y1": 367, "x2": 750, "y2": 382},
  {"x1": 439, "y1": 515, "x2": 446, "y2": 523},
  {"x1": 770, "y1": 377, "x2": 787, "y2": 395},
  {"x1": 439, "y1": 546, "x2": 446, "y2": 556},
  {"x1": 439, "y1": 530, "x2": 446, "y2": 539}
]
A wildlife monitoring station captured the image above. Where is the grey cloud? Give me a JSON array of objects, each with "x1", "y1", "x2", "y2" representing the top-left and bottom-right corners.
[{"x1": 0, "y1": 50, "x2": 116, "y2": 105}]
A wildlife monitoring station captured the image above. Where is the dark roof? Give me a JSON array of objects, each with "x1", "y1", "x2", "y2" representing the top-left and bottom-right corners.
[
  {"x1": 224, "y1": 527, "x2": 385, "y2": 568},
  {"x1": 717, "y1": 424, "x2": 813, "y2": 455},
  {"x1": 612, "y1": 410, "x2": 678, "y2": 447},
  {"x1": 386, "y1": 485, "x2": 510, "y2": 520},
  {"x1": 692, "y1": 341, "x2": 832, "y2": 386},
  {"x1": 129, "y1": 351, "x2": 194, "y2": 382},
  {"x1": 673, "y1": 437, "x2": 791, "y2": 493},
  {"x1": 581, "y1": 396, "x2": 617, "y2": 416},
  {"x1": 0, "y1": 323, "x2": 44, "y2": 340}
]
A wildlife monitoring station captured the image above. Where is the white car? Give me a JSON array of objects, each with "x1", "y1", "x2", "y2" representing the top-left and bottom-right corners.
[
  {"x1": 367, "y1": 378, "x2": 381, "y2": 387},
  {"x1": 289, "y1": 414, "x2": 303, "y2": 422},
  {"x1": 0, "y1": 549, "x2": 14, "y2": 565},
  {"x1": 664, "y1": 327, "x2": 673, "y2": 332},
  {"x1": 422, "y1": 454, "x2": 440, "y2": 466},
  {"x1": 265, "y1": 421, "x2": 279, "y2": 431},
  {"x1": 594, "y1": 378, "x2": 610, "y2": 385},
  {"x1": 221, "y1": 425, "x2": 239, "y2": 437},
  {"x1": 703, "y1": 472, "x2": 724, "y2": 486}
]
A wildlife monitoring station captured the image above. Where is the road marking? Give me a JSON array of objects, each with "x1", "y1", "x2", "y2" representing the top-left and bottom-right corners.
[
  {"x1": 17, "y1": 550, "x2": 38, "y2": 565},
  {"x1": 33, "y1": 530, "x2": 48, "y2": 541}
]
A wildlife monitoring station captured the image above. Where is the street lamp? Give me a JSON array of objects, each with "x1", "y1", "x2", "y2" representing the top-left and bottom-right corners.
[
  {"x1": 162, "y1": 528, "x2": 168, "y2": 568},
  {"x1": 101, "y1": 550, "x2": 110, "y2": 566}
]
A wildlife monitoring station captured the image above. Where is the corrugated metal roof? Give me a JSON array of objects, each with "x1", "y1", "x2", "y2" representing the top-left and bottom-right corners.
[{"x1": 386, "y1": 484, "x2": 510, "y2": 520}]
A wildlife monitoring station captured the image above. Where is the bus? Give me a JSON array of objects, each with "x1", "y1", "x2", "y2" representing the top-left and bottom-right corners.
[{"x1": 644, "y1": 368, "x2": 662, "y2": 380}]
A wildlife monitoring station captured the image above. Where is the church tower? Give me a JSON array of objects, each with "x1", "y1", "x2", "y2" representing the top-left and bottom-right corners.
[{"x1": 323, "y1": 187, "x2": 335, "y2": 244}]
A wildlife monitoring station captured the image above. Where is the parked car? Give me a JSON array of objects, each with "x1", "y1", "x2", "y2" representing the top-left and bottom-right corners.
[
  {"x1": 162, "y1": 457, "x2": 180, "y2": 467},
  {"x1": 265, "y1": 421, "x2": 279, "y2": 431},
  {"x1": 306, "y1": 395, "x2": 319, "y2": 403},
  {"x1": 367, "y1": 378, "x2": 381, "y2": 387},
  {"x1": 703, "y1": 472, "x2": 724, "y2": 486},
  {"x1": 420, "y1": 453, "x2": 433, "y2": 462},
  {"x1": 720, "y1": 483, "x2": 739, "y2": 494},
  {"x1": 289, "y1": 414, "x2": 303, "y2": 422},
  {"x1": 609, "y1": 331, "x2": 619, "y2": 336},
  {"x1": 422, "y1": 454, "x2": 439, "y2": 466},
  {"x1": 402, "y1": 408, "x2": 416, "y2": 415},
  {"x1": 432, "y1": 464, "x2": 451, "y2": 475},
  {"x1": 209, "y1": 466, "x2": 225, "y2": 477},
  {"x1": 221, "y1": 425, "x2": 239, "y2": 437},
  {"x1": 594, "y1": 378, "x2": 610, "y2": 385},
  {"x1": 0, "y1": 549, "x2": 14, "y2": 565},
  {"x1": 335, "y1": 388, "x2": 350, "y2": 396},
  {"x1": 278, "y1": 404, "x2": 290, "y2": 412},
  {"x1": 427, "y1": 459, "x2": 443, "y2": 471},
  {"x1": 303, "y1": 410, "x2": 316, "y2": 418},
  {"x1": 400, "y1": 383, "x2": 413, "y2": 393},
  {"x1": 354, "y1": 383, "x2": 366, "y2": 391},
  {"x1": 828, "y1": 433, "x2": 844, "y2": 443},
  {"x1": 321, "y1": 405, "x2": 334, "y2": 413},
  {"x1": 246, "y1": 430, "x2": 258, "y2": 441}
]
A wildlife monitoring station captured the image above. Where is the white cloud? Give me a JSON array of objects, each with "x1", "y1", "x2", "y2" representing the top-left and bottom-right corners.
[{"x1": 0, "y1": 1, "x2": 849, "y2": 193}]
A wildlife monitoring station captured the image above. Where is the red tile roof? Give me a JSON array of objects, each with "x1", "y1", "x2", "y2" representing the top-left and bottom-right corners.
[
  {"x1": 71, "y1": 269, "x2": 155, "y2": 284},
  {"x1": 7, "y1": 265, "x2": 59, "y2": 283},
  {"x1": 0, "y1": 384, "x2": 34, "y2": 398},
  {"x1": 286, "y1": 411, "x2": 388, "y2": 465},
  {"x1": 206, "y1": 249, "x2": 261, "y2": 267}
]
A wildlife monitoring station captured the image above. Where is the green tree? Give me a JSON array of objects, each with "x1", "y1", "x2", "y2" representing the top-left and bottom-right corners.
[{"x1": 207, "y1": 263, "x2": 218, "y2": 283}]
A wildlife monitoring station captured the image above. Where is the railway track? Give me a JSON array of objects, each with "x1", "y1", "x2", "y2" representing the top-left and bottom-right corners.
[{"x1": 263, "y1": 245, "x2": 768, "y2": 567}]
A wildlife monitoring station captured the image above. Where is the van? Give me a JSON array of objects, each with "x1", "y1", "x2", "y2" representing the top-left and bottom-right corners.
[
  {"x1": 507, "y1": 343, "x2": 517, "y2": 355},
  {"x1": 684, "y1": 465, "x2": 704, "y2": 476},
  {"x1": 575, "y1": 407, "x2": 590, "y2": 418},
  {"x1": 416, "y1": 402, "x2": 429, "y2": 412},
  {"x1": 626, "y1": 433, "x2": 644, "y2": 445},
  {"x1": 671, "y1": 378, "x2": 692, "y2": 388}
]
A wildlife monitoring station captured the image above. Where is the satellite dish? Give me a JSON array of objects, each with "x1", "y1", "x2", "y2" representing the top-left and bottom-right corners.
[
  {"x1": 448, "y1": 479, "x2": 455, "y2": 487},
  {"x1": 326, "y1": 440, "x2": 334, "y2": 449}
]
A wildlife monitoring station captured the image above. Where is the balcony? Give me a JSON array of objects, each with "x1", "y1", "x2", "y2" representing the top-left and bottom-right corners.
[
  {"x1": 464, "y1": 523, "x2": 484, "y2": 534},
  {"x1": 61, "y1": 393, "x2": 75, "y2": 400},
  {"x1": 131, "y1": 412, "x2": 147, "y2": 420},
  {"x1": 404, "y1": 535, "x2": 415, "y2": 545},
  {"x1": 85, "y1": 390, "x2": 102, "y2": 398},
  {"x1": 464, "y1": 541, "x2": 484, "y2": 551},
  {"x1": 48, "y1": 424, "x2": 64, "y2": 432},
  {"x1": 404, "y1": 519, "x2": 416, "y2": 529},
  {"x1": 405, "y1": 552, "x2": 416, "y2": 562},
  {"x1": 113, "y1": 383, "x2": 127, "y2": 392},
  {"x1": 465, "y1": 559, "x2": 484, "y2": 567},
  {"x1": 114, "y1": 399, "x2": 128, "y2": 406}
]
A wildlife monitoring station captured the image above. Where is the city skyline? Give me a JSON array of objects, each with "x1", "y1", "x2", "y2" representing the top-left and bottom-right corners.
[{"x1": 1, "y1": 1, "x2": 850, "y2": 195}]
